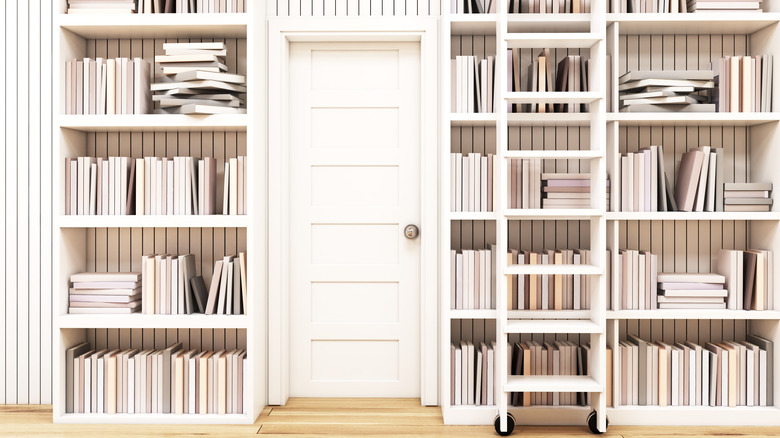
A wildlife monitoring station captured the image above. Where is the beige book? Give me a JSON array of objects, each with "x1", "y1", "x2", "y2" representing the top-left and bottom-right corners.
[
  {"x1": 719, "y1": 342, "x2": 738, "y2": 407},
  {"x1": 656, "y1": 342, "x2": 670, "y2": 407},
  {"x1": 742, "y1": 56, "x2": 752, "y2": 113},
  {"x1": 229, "y1": 158, "x2": 239, "y2": 215},
  {"x1": 674, "y1": 150, "x2": 705, "y2": 212},
  {"x1": 198, "y1": 351, "x2": 213, "y2": 414},
  {"x1": 746, "y1": 250, "x2": 766, "y2": 310},
  {"x1": 105, "y1": 350, "x2": 118, "y2": 414},
  {"x1": 239, "y1": 252, "x2": 248, "y2": 312},
  {"x1": 730, "y1": 56, "x2": 740, "y2": 112},
  {"x1": 106, "y1": 59, "x2": 116, "y2": 115},
  {"x1": 175, "y1": 353, "x2": 184, "y2": 414}
]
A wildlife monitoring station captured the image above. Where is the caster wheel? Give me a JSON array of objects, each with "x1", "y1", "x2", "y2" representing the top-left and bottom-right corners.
[
  {"x1": 493, "y1": 413, "x2": 515, "y2": 436},
  {"x1": 586, "y1": 410, "x2": 608, "y2": 434}
]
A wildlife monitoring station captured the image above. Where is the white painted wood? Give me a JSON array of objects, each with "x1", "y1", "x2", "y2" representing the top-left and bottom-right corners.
[{"x1": 288, "y1": 41, "x2": 422, "y2": 397}]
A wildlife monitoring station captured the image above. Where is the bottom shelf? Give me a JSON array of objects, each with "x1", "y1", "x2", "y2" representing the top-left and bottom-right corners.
[{"x1": 54, "y1": 412, "x2": 255, "y2": 425}]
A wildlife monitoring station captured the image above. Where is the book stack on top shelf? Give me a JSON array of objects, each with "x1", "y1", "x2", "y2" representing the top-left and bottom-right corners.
[{"x1": 153, "y1": 42, "x2": 247, "y2": 115}]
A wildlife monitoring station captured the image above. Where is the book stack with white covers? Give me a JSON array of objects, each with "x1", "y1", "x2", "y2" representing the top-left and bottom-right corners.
[
  {"x1": 656, "y1": 272, "x2": 727, "y2": 309},
  {"x1": 541, "y1": 173, "x2": 608, "y2": 209},
  {"x1": 689, "y1": 0, "x2": 763, "y2": 12},
  {"x1": 723, "y1": 183, "x2": 772, "y2": 212},
  {"x1": 619, "y1": 70, "x2": 716, "y2": 112},
  {"x1": 69, "y1": 272, "x2": 142, "y2": 314},
  {"x1": 67, "y1": 0, "x2": 137, "y2": 14},
  {"x1": 152, "y1": 42, "x2": 247, "y2": 115}
]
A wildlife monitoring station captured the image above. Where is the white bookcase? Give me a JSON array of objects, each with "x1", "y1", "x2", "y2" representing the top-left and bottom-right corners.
[
  {"x1": 441, "y1": 1, "x2": 780, "y2": 433},
  {"x1": 52, "y1": 3, "x2": 266, "y2": 424}
]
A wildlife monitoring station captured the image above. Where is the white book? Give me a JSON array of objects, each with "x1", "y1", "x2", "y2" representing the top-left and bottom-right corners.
[
  {"x1": 702, "y1": 350, "x2": 710, "y2": 407},
  {"x1": 166, "y1": 159, "x2": 174, "y2": 215},
  {"x1": 475, "y1": 349, "x2": 483, "y2": 405},
  {"x1": 705, "y1": 152, "x2": 717, "y2": 212},
  {"x1": 83, "y1": 357, "x2": 91, "y2": 413},
  {"x1": 97, "y1": 356, "x2": 104, "y2": 414},
  {"x1": 223, "y1": 162, "x2": 230, "y2": 215},
  {"x1": 127, "y1": 357, "x2": 135, "y2": 414},
  {"x1": 746, "y1": 347, "x2": 755, "y2": 406},
  {"x1": 467, "y1": 342, "x2": 475, "y2": 405},
  {"x1": 759, "y1": 349, "x2": 767, "y2": 406},
  {"x1": 454, "y1": 345, "x2": 462, "y2": 405},
  {"x1": 487, "y1": 345, "x2": 494, "y2": 406},
  {"x1": 171, "y1": 258, "x2": 179, "y2": 315}
]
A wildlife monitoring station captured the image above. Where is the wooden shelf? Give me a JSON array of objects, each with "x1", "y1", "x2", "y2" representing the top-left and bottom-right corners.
[
  {"x1": 507, "y1": 112, "x2": 593, "y2": 126},
  {"x1": 449, "y1": 309, "x2": 497, "y2": 319},
  {"x1": 57, "y1": 215, "x2": 249, "y2": 228},
  {"x1": 507, "y1": 14, "x2": 592, "y2": 33},
  {"x1": 449, "y1": 113, "x2": 497, "y2": 126},
  {"x1": 606, "y1": 212, "x2": 780, "y2": 221},
  {"x1": 449, "y1": 211, "x2": 497, "y2": 221},
  {"x1": 504, "y1": 149, "x2": 602, "y2": 160},
  {"x1": 58, "y1": 114, "x2": 248, "y2": 132},
  {"x1": 505, "y1": 208, "x2": 602, "y2": 219},
  {"x1": 58, "y1": 314, "x2": 250, "y2": 329},
  {"x1": 608, "y1": 112, "x2": 780, "y2": 127},
  {"x1": 448, "y1": 14, "x2": 496, "y2": 35},
  {"x1": 505, "y1": 375, "x2": 602, "y2": 393},
  {"x1": 607, "y1": 310, "x2": 780, "y2": 320},
  {"x1": 504, "y1": 319, "x2": 603, "y2": 334},
  {"x1": 507, "y1": 310, "x2": 593, "y2": 319},
  {"x1": 506, "y1": 92, "x2": 602, "y2": 104},
  {"x1": 608, "y1": 13, "x2": 780, "y2": 35},
  {"x1": 505, "y1": 33, "x2": 603, "y2": 49},
  {"x1": 58, "y1": 13, "x2": 248, "y2": 38}
]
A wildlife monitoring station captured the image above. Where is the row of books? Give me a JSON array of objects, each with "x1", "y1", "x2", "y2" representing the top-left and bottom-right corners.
[
  {"x1": 717, "y1": 249, "x2": 774, "y2": 311},
  {"x1": 67, "y1": 0, "x2": 246, "y2": 14},
  {"x1": 723, "y1": 183, "x2": 773, "y2": 212},
  {"x1": 64, "y1": 155, "x2": 247, "y2": 216},
  {"x1": 507, "y1": 158, "x2": 543, "y2": 209},
  {"x1": 618, "y1": 146, "x2": 672, "y2": 212},
  {"x1": 612, "y1": 250, "x2": 659, "y2": 310},
  {"x1": 68, "y1": 273, "x2": 141, "y2": 314},
  {"x1": 450, "y1": 341, "x2": 494, "y2": 406},
  {"x1": 619, "y1": 70, "x2": 715, "y2": 113},
  {"x1": 507, "y1": 248, "x2": 593, "y2": 310},
  {"x1": 508, "y1": 0, "x2": 593, "y2": 13},
  {"x1": 657, "y1": 272, "x2": 727, "y2": 309},
  {"x1": 714, "y1": 55, "x2": 774, "y2": 113},
  {"x1": 141, "y1": 252, "x2": 247, "y2": 315},
  {"x1": 619, "y1": 334, "x2": 773, "y2": 407},
  {"x1": 609, "y1": 0, "x2": 762, "y2": 12},
  {"x1": 65, "y1": 342, "x2": 246, "y2": 415},
  {"x1": 509, "y1": 341, "x2": 604, "y2": 406},
  {"x1": 675, "y1": 147, "x2": 726, "y2": 212},
  {"x1": 64, "y1": 57, "x2": 151, "y2": 115},
  {"x1": 450, "y1": 153, "x2": 495, "y2": 212},
  {"x1": 153, "y1": 42, "x2": 247, "y2": 115},
  {"x1": 516, "y1": 51, "x2": 590, "y2": 113},
  {"x1": 451, "y1": 248, "x2": 496, "y2": 310},
  {"x1": 451, "y1": 55, "x2": 495, "y2": 114}
]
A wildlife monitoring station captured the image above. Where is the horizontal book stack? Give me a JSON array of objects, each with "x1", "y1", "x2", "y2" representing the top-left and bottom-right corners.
[
  {"x1": 614, "y1": 250, "x2": 658, "y2": 310},
  {"x1": 619, "y1": 70, "x2": 715, "y2": 113},
  {"x1": 508, "y1": 0, "x2": 593, "y2": 13},
  {"x1": 689, "y1": 0, "x2": 762, "y2": 12},
  {"x1": 506, "y1": 248, "x2": 592, "y2": 310},
  {"x1": 723, "y1": 183, "x2": 773, "y2": 212},
  {"x1": 541, "y1": 172, "x2": 607, "y2": 209},
  {"x1": 450, "y1": 153, "x2": 496, "y2": 212},
  {"x1": 714, "y1": 55, "x2": 773, "y2": 112},
  {"x1": 152, "y1": 42, "x2": 247, "y2": 115},
  {"x1": 69, "y1": 273, "x2": 142, "y2": 314},
  {"x1": 673, "y1": 146, "x2": 725, "y2": 212},
  {"x1": 64, "y1": 155, "x2": 245, "y2": 215},
  {"x1": 619, "y1": 334, "x2": 773, "y2": 407},
  {"x1": 618, "y1": 145, "x2": 677, "y2": 211},
  {"x1": 508, "y1": 341, "x2": 605, "y2": 406},
  {"x1": 204, "y1": 253, "x2": 247, "y2": 315},
  {"x1": 450, "y1": 341, "x2": 495, "y2": 406},
  {"x1": 451, "y1": 247, "x2": 496, "y2": 310},
  {"x1": 451, "y1": 56, "x2": 496, "y2": 113},
  {"x1": 65, "y1": 342, "x2": 246, "y2": 414},
  {"x1": 64, "y1": 57, "x2": 151, "y2": 115},
  {"x1": 656, "y1": 273, "x2": 727, "y2": 309},
  {"x1": 140, "y1": 254, "x2": 200, "y2": 314},
  {"x1": 514, "y1": 50, "x2": 589, "y2": 113},
  {"x1": 507, "y1": 158, "x2": 542, "y2": 209},
  {"x1": 717, "y1": 249, "x2": 774, "y2": 310},
  {"x1": 67, "y1": 0, "x2": 137, "y2": 14}
]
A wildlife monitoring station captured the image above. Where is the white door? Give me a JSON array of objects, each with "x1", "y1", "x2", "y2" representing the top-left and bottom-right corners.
[{"x1": 288, "y1": 41, "x2": 421, "y2": 397}]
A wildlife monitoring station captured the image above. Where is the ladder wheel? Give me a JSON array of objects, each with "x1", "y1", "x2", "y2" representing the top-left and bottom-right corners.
[
  {"x1": 493, "y1": 412, "x2": 515, "y2": 436},
  {"x1": 587, "y1": 410, "x2": 608, "y2": 434}
]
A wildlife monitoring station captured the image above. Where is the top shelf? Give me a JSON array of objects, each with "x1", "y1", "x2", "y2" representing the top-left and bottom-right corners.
[
  {"x1": 58, "y1": 13, "x2": 248, "y2": 39},
  {"x1": 608, "y1": 12, "x2": 780, "y2": 35}
]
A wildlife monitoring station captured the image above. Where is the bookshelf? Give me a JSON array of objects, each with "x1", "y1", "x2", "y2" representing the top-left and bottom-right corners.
[
  {"x1": 52, "y1": 2, "x2": 265, "y2": 425},
  {"x1": 442, "y1": 0, "x2": 780, "y2": 434}
]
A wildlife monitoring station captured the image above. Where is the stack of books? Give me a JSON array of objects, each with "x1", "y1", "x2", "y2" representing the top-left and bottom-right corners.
[
  {"x1": 450, "y1": 342, "x2": 495, "y2": 406},
  {"x1": 152, "y1": 42, "x2": 247, "y2": 115},
  {"x1": 614, "y1": 250, "x2": 659, "y2": 310},
  {"x1": 673, "y1": 146, "x2": 725, "y2": 212},
  {"x1": 656, "y1": 272, "x2": 727, "y2": 309},
  {"x1": 508, "y1": 341, "x2": 607, "y2": 407},
  {"x1": 450, "y1": 153, "x2": 496, "y2": 212},
  {"x1": 506, "y1": 248, "x2": 592, "y2": 310},
  {"x1": 618, "y1": 145, "x2": 679, "y2": 212},
  {"x1": 64, "y1": 57, "x2": 152, "y2": 115},
  {"x1": 723, "y1": 182, "x2": 772, "y2": 212},
  {"x1": 619, "y1": 335, "x2": 773, "y2": 407},
  {"x1": 717, "y1": 249, "x2": 774, "y2": 310},
  {"x1": 507, "y1": 158, "x2": 543, "y2": 209},
  {"x1": 509, "y1": 0, "x2": 592, "y2": 13},
  {"x1": 451, "y1": 56, "x2": 496, "y2": 113},
  {"x1": 689, "y1": 0, "x2": 762, "y2": 12},
  {"x1": 541, "y1": 173, "x2": 607, "y2": 209},
  {"x1": 618, "y1": 70, "x2": 715, "y2": 112},
  {"x1": 68, "y1": 273, "x2": 142, "y2": 314},
  {"x1": 65, "y1": 342, "x2": 247, "y2": 414},
  {"x1": 451, "y1": 247, "x2": 496, "y2": 310},
  {"x1": 714, "y1": 55, "x2": 773, "y2": 112},
  {"x1": 67, "y1": 0, "x2": 137, "y2": 14}
]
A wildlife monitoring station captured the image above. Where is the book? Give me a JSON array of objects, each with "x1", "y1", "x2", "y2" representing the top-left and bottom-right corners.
[{"x1": 674, "y1": 149, "x2": 706, "y2": 212}]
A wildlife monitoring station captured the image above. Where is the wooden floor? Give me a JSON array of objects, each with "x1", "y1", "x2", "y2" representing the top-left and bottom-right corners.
[{"x1": 3, "y1": 399, "x2": 780, "y2": 437}]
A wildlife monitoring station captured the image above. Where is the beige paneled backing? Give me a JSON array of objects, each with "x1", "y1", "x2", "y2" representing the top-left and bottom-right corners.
[
  {"x1": 81, "y1": 328, "x2": 247, "y2": 352},
  {"x1": 272, "y1": 0, "x2": 441, "y2": 16},
  {"x1": 617, "y1": 319, "x2": 749, "y2": 346}
]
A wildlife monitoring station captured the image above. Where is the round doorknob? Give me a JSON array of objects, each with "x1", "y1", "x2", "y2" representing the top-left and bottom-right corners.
[{"x1": 404, "y1": 224, "x2": 419, "y2": 239}]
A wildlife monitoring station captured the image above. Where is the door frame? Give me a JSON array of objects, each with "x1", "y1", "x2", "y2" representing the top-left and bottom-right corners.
[{"x1": 267, "y1": 18, "x2": 439, "y2": 406}]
